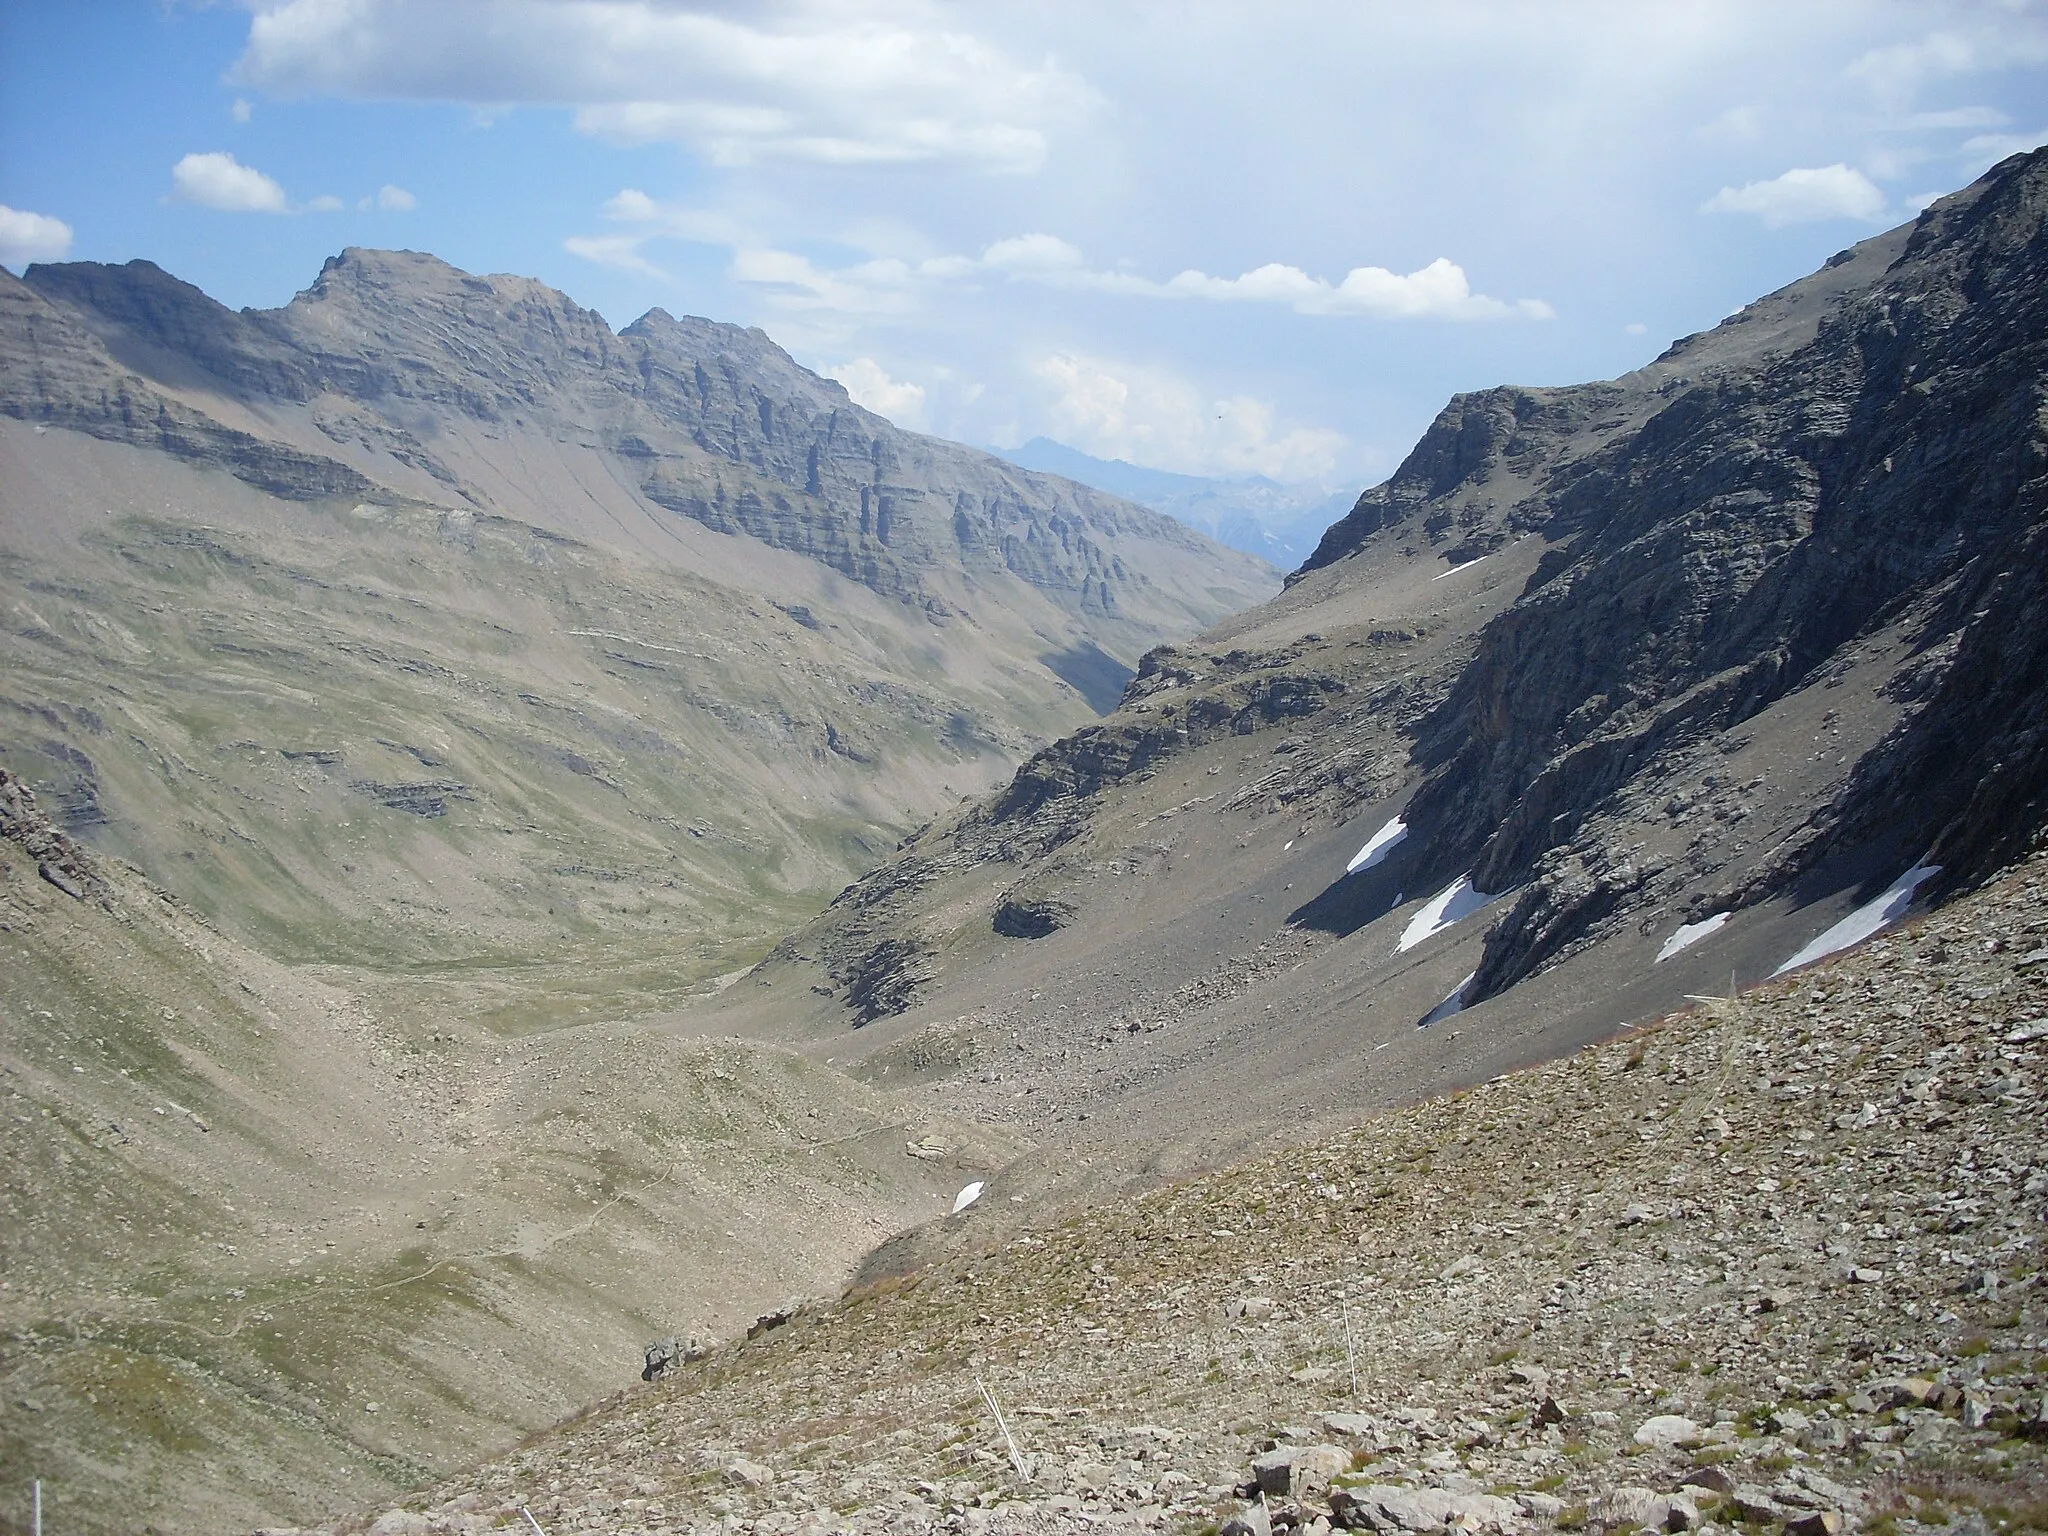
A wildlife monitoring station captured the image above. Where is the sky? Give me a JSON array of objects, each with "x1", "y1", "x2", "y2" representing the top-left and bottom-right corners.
[{"x1": 2, "y1": 2, "x2": 2045, "y2": 491}]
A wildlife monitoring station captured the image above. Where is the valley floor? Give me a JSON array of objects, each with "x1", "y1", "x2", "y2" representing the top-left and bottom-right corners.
[{"x1": 306, "y1": 843, "x2": 2048, "y2": 1536}]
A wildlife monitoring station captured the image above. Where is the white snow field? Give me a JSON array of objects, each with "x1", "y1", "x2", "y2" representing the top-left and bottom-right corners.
[
  {"x1": 1656, "y1": 911, "x2": 1731, "y2": 963},
  {"x1": 1398, "y1": 875, "x2": 1507, "y2": 952},
  {"x1": 1418, "y1": 972, "x2": 1477, "y2": 1027},
  {"x1": 1346, "y1": 816, "x2": 1409, "y2": 874},
  {"x1": 1772, "y1": 861, "x2": 1941, "y2": 976}
]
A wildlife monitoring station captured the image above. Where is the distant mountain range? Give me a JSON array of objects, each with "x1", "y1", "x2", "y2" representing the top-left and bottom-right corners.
[{"x1": 993, "y1": 436, "x2": 1354, "y2": 568}]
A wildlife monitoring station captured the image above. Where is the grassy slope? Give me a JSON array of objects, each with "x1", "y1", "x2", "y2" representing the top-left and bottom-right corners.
[
  {"x1": 0, "y1": 824, "x2": 1027, "y2": 1535},
  {"x1": 0, "y1": 421, "x2": 1090, "y2": 1033}
]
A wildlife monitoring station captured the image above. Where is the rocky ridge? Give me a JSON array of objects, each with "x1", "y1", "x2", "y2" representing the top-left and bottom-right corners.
[
  {"x1": 1304, "y1": 149, "x2": 2048, "y2": 1006},
  {"x1": 302, "y1": 836, "x2": 2048, "y2": 1536},
  {"x1": 6, "y1": 249, "x2": 1272, "y2": 645}
]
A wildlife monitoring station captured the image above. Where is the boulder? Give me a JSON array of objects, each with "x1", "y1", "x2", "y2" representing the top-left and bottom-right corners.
[
  {"x1": 1632, "y1": 1414, "x2": 1702, "y2": 1449},
  {"x1": 1331, "y1": 1484, "x2": 1519, "y2": 1533}
]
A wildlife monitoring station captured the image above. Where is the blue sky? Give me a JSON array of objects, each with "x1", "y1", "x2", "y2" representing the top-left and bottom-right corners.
[{"x1": 4, "y1": 2, "x2": 2045, "y2": 489}]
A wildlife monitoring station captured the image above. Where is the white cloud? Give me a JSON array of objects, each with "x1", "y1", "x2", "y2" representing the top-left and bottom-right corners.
[
  {"x1": 730, "y1": 246, "x2": 912, "y2": 313},
  {"x1": 1162, "y1": 256, "x2": 1552, "y2": 321},
  {"x1": 1701, "y1": 163, "x2": 1886, "y2": 227},
  {"x1": 645, "y1": 221, "x2": 1548, "y2": 325},
  {"x1": 0, "y1": 204, "x2": 73, "y2": 269},
  {"x1": 376, "y1": 183, "x2": 417, "y2": 211},
  {"x1": 307, "y1": 193, "x2": 344, "y2": 212},
  {"x1": 564, "y1": 233, "x2": 668, "y2": 278},
  {"x1": 170, "y1": 150, "x2": 290, "y2": 212},
  {"x1": 235, "y1": 0, "x2": 1094, "y2": 173},
  {"x1": 1846, "y1": 30, "x2": 1982, "y2": 107},
  {"x1": 1033, "y1": 351, "x2": 1346, "y2": 482},
  {"x1": 599, "y1": 188, "x2": 747, "y2": 245},
  {"x1": 1960, "y1": 127, "x2": 2048, "y2": 173},
  {"x1": 1846, "y1": 22, "x2": 2048, "y2": 108},
  {"x1": 980, "y1": 232, "x2": 1085, "y2": 273},
  {"x1": 826, "y1": 357, "x2": 927, "y2": 428},
  {"x1": 230, "y1": 97, "x2": 253, "y2": 123}
]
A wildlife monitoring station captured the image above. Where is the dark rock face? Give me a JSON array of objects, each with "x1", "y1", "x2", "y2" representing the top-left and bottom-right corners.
[
  {"x1": 992, "y1": 894, "x2": 1075, "y2": 939},
  {"x1": 835, "y1": 936, "x2": 937, "y2": 1025},
  {"x1": 1310, "y1": 148, "x2": 2048, "y2": 1002}
]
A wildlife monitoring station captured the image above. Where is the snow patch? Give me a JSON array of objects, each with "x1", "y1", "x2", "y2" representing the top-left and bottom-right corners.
[
  {"x1": 1772, "y1": 861, "x2": 1940, "y2": 977},
  {"x1": 1432, "y1": 556, "x2": 1490, "y2": 581},
  {"x1": 1398, "y1": 874, "x2": 1506, "y2": 952},
  {"x1": 1656, "y1": 911, "x2": 1730, "y2": 963},
  {"x1": 1418, "y1": 972, "x2": 1476, "y2": 1027},
  {"x1": 1345, "y1": 816, "x2": 1408, "y2": 874},
  {"x1": 951, "y1": 1181, "x2": 985, "y2": 1215}
]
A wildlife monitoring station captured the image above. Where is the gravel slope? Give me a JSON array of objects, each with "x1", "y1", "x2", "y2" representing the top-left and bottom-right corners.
[{"x1": 318, "y1": 840, "x2": 2048, "y2": 1536}]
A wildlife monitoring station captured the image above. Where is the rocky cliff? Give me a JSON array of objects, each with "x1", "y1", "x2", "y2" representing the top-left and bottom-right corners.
[
  {"x1": 1311, "y1": 147, "x2": 2048, "y2": 1004},
  {"x1": 8, "y1": 249, "x2": 1271, "y2": 638}
]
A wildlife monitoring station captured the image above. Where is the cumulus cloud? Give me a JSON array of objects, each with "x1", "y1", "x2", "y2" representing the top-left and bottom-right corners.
[
  {"x1": 1034, "y1": 351, "x2": 1346, "y2": 482},
  {"x1": 376, "y1": 183, "x2": 417, "y2": 211},
  {"x1": 0, "y1": 205, "x2": 73, "y2": 269},
  {"x1": 234, "y1": 0, "x2": 1094, "y2": 173},
  {"x1": 826, "y1": 357, "x2": 927, "y2": 427},
  {"x1": 170, "y1": 151, "x2": 290, "y2": 212},
  {"x1": 1701, "y1": 163, "x2": 1886, "y2": 226},
  {"x1": 654, "y1": 220, "x2": 1548, "y2": 324},
  {"x1": 307, "y1": 193, "x2": 345, "y2": 212},
  {"x1": 1162, "y1": 256, "x2": 1552, "y2": 320}
]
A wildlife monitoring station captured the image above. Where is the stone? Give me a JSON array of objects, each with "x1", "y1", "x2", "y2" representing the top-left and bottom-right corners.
[
  {"x1": 1632, "y1": 1414, "x2": 1702, "y2": 1449},
  {"x1": 1766, "y1": 1408, "x2": 1810, "y2": 1435},
  {"x1": 1252, "y1": 1443, "x2": 1349, "y2": 1497},
  {"x1": 1221, "y1": 1505, "x2": 1273, "y2": 1536},
  {"x1": 1506, "y1": 1363, "x2": 1550, "y2": 1392},
  {"x1": 1785, "y1": 1514, "x2": 1844, "y2": 1536},
  {"x1": 1962, "y1": 1393, "x2": 1993, "y2": 1430},
  {"x1": 367, "y1": 1513, "x2": 430, "y2": 1536},
  {"x1": 1537, "y1": 1395, "x2": 1569, "y2": 1425},
  {"x1": 1321, "y1": 1413, "x2": 1383, "y2": 1441},
  {"x1": 1682, "y1": 1467, "x2": 1738, "y2": 1497},
  {"x1": 1589, "y1": 1487, "x2": 1671, "y2": 1532},
  {"x1": 1869, "y1": 1376, "x2": 1935, "y2": 1409},
  {"x1": 727, "y1": 1458, "x2": 774, "y2": 1489},
  {"x1": 1330, "y1": 1485, "x2": 1519, "y2": 1534},
  {"x1": 1800, "y1": 1418, "x2": 1851, "y2": 1452},
  {"x1": 1730, "y1": 1486, "x2": 1788, "y2": 1524}
]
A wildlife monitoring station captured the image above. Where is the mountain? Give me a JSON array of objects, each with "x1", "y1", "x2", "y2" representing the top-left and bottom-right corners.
[
  {"x1": 689, "y1": 146, "x2": 2048, "y2": 1235},
  {"x1": 8, "y1": 145, "x2": 2048, "y2": 1533},
  {"x1": 0, "y1": 251, "x2": 1272, "y2": 1530},
  {"x1": 996, "y1": 436, "x2": 1352, "y2": 569},
  {"x1": 0, "y1": 250, "x2": 1275, "y2": 996}
]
